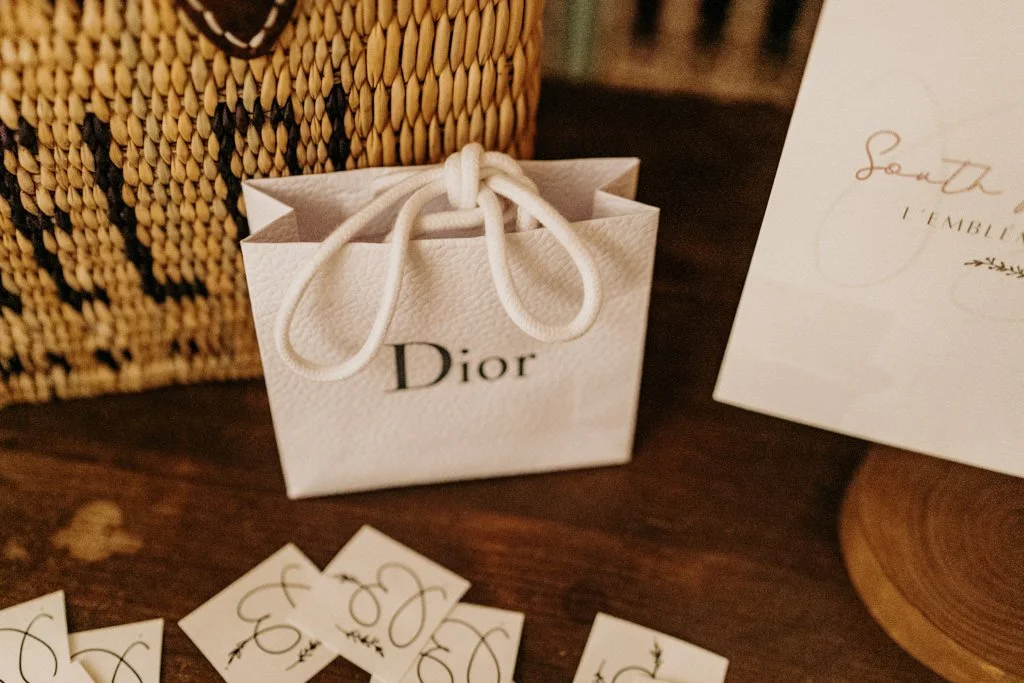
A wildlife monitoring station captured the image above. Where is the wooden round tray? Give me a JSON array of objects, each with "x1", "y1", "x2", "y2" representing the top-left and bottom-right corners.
[{"x1": 840, "y1": 446, "x2": 1024, "y2": 682}]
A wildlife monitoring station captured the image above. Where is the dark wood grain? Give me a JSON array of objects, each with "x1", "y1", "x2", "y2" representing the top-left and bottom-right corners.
[{"x1": 0, "y1": 82, "x2": 941, "y2": 682}]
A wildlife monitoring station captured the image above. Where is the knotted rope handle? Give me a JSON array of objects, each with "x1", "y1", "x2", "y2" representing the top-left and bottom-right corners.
[{"x1": 274, "y1": 143, "x2": 603, "y2": 382}]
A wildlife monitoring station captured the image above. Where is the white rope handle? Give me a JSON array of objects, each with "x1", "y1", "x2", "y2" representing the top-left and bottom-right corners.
[
  {"x1": 480, "y1": 174, "x2": 603, "y2": 342},
  {"x1": 274, "y1": 143, "x2": 603, "y2": 382}
]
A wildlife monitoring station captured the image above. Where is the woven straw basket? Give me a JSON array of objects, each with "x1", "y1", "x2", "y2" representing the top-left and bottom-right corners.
[{"x1": 0, "y1": 0, "x2": 544, "y2": 406}]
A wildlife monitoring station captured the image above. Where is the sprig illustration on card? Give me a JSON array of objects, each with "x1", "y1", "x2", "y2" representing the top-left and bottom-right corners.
[
  {"x1": 288, "y1": 639, "x2": 324, "y2": 671},
  {"x1": 592, "y1": 640, "x2": 663, "y2": 683},
  {"x1": 70, "y1": 619, "x2": 164, "y2": 683},
  {"x1": 288, "y1": 526, "x2": 470, "y2": 683},
  {"x1": 572, "y1": 614, "x2": 727, "y2": 683},
  {"x1": 224, "y1": 563, "x2": 321, "y2": 670},
  {"x1": 179, "y1": 545, "x2": 335, "y2": 683},
  {"x1": 964, "y1": 256, "x2": 1024, "y2": 279},
  {"x1": 338, "y1": 627, "x2": 385, "y2": 657},
  {"x1": 331, "y1": 561, "x2": 452, "y2": 654},
  {"x1": 0, "y1": 591, "x2": 71, "y2": 683}
]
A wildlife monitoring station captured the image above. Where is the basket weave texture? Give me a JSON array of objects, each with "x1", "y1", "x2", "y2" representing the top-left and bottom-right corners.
[{"x1": 0, "y1": 0, "x2": 543, "y2": 405}]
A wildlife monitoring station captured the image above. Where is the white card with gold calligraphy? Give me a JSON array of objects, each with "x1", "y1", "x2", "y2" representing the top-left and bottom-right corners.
[
  {"x1": 288, "y1": 526, "x2": 470, "y2": 682},
  {"x1": 715, "y1": 0, "x2": 1024, "y2": 478},
  {"x1": 572, "y1": 614, "x2": 727, "y2": 683},
  {"x1": 178, "y1": 544, "x2": 335, "y2": 683},
  {"x1": 70, "y1": 619, "x2": 164, "y2": 683},
  {"x1": 0, "y1": 591, "x2": 71, "y2": 683},
  {"x1": 370, "y1": 603, "x2": 524, "y2": 683}
]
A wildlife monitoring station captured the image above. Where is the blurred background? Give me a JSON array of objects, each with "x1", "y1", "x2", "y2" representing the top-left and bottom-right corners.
[{"x1": 542, "y1": 0, "x2": 824, "y2": 106}]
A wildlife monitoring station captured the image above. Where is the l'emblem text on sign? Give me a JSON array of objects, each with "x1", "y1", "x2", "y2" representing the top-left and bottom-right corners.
[{"x1": 388, "y1": 342, "x2": 537, "y2": 391}]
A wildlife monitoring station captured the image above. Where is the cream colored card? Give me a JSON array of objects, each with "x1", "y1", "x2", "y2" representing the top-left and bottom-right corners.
[
  {"x1": 178, "y1": 544, "x2": 335, "y2": 682},
  {"x1": 69, "y1": 619, "x2": 164, "y2": 683},
  {"x1": 288, "y1": 526, "x2": 470, "y2": 682},
  {"x1": 572, "y1": 614, "x2": 727, "y2": 683},
  {"x1": 370, "y1": 603, "x2": 524, "y2": 683},
  {"x1": 65, "y1": 660, "x2": 96, "y2": 683},
  {"x1": 0, "y1": 591, "x2": 71, "y2": 683},
  {"x1": 716, "y1": 0, "x2": 1024, "y2": 478}
]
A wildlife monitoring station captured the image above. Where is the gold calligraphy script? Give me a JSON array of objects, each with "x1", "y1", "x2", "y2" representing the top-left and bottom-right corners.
[{"x1": 855, "y1": 129, "x2": 1024, "y2": 214}]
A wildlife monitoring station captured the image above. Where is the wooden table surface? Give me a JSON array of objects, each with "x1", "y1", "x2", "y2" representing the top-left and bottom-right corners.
[{"x1": 0, "y1": 82, "x2": 942, "y2": 682}]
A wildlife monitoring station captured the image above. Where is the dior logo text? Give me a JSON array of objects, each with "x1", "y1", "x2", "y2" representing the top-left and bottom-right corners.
[{"x1": 388, "y1": 342, "x2": 537, "y2": 391}]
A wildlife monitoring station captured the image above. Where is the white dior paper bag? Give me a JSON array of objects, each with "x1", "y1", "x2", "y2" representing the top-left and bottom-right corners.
[{"x1": 241, "y1": 145, "x2": 659, "y2": 498}]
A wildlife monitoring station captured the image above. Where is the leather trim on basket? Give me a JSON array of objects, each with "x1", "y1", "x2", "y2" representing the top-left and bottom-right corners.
[{"x1": 178, "y1": 0, "x2": 299, "y2": 58}]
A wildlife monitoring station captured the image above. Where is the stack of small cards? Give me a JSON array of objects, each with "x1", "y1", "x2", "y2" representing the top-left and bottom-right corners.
[
  {"x1": 0, "y1": 590, "x2": 164, "y2": 682},
  {"x1": 180, "y1": 525, "x2": 728, "y2": 683},
  {"x1": 180, "y1": 526, "x2": 523, "y2": 683}
]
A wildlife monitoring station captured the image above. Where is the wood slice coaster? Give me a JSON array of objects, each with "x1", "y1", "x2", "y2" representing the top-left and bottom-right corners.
[{"x1": 840, "y1": 446, "x2": 1024, "y2": 682}]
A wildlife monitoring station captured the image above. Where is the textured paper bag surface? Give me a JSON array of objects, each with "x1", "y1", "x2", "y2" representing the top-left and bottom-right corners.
[{"x1": 243, "y1": 159, "x2": 659, "y2": 497}]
